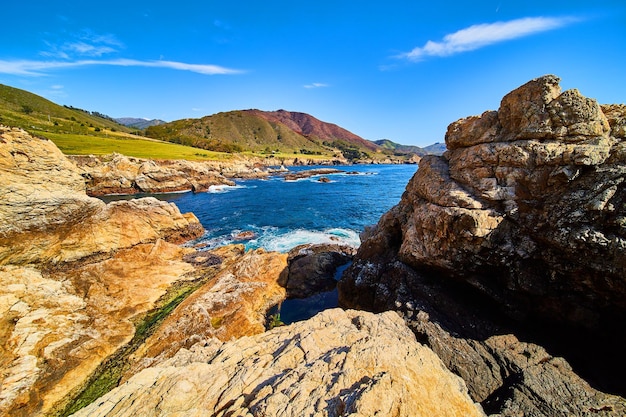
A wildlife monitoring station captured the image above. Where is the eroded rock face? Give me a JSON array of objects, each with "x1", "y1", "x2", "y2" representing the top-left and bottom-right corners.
[
  {"x1": 339, "y1": 76, "x2": 626, "y2": 412},
  {"x1": 0, "y1": 127, "x2": 206, "y2": 416},
  {"x1": 73, "y1": 309, "x2": 485, "y2": 417},
  {"x1": 123, "y1": 246, "x2": 288, "y2": 379}
]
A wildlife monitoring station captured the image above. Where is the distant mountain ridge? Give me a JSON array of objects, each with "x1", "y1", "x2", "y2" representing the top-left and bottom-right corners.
[
  {"x1": 0, "y1": 82, "x2": 442, "y2": 161},
  {"x1": 374, "y1": 139, "x2": 446, "y2": 156},
  {"x1": 116, "y1": 117, "x2": 166, "y2": 129}
]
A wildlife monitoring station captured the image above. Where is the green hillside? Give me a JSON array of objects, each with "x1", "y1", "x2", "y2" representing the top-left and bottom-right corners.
[
  {"x1": 0, "y1": 84, "x2": 135, "y2": 136},
  {"x1": 145, "y1": 110, "x2": 333, "y2": 155},
  {"x1": 374, "y1": 139, "x2": 427, "y2": 156},
  {"x1": 0, "y1": 84, "x2": 231, "y2": 160},
  {"x1": 0, "y1": 83, "x2": 423, "y2": 162}
]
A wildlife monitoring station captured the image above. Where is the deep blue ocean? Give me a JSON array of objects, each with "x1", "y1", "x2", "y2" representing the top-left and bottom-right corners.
[
  {"x1": 104, "y1": 164, "x2": 417, "y2": 323},
  {"x1": 147, "y1": 164, "x2": 417, "y2": 252}
]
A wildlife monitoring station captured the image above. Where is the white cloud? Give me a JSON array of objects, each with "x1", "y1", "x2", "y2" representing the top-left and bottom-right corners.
[
  {"x1": 65, "y1": 41, "x2": 117, "y2": 57},
  {"x1": 399, "y1": 16, "x2": 577, "y2": 61},
  {"x1": 0, "y1": 58, "x2": 244, "y2": 76},
  {"x1": 40, "y1": 30, "x2": 124, "y2": 59},
  {"x1": 304, "y1": 82, "x2": 329, "y2": 89}
]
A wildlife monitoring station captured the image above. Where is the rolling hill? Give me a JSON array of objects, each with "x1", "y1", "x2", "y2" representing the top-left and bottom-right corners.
[
  {"x1": 144, "y1": 109, "x2": 384, "y2": 160},
  {"x1": 116, "y1": 117, "x2": 166, "y2": 129},
  {"x1": 0, "y1": 83, "x2": 438, "y2": 162},
  {"x1": 374, "y1": 139, "x2": 446, "y2": 156},
  {"x1": 0, "y1": 84, "x2": 134, "y2": 136}
]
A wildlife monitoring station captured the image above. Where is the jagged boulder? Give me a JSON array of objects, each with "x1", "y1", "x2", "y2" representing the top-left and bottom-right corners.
[
  {"x1": 122, "y1": 246, "x2": 288, "y2": 380},
  {"x1": 339, "y1": 75, "x2": 626, "y2": 413},
  {"x1": 281, "y1": 243, "x2": 355, "y2": 298},
  {"x1": 73, "y1": 309, "x2": 485, "y2": 417}
]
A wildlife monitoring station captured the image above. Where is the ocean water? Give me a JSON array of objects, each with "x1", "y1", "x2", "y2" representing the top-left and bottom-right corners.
[
  {"x1": 149, "y1": 164, "x2": 417, "y2": 252},
  {"x1": 103, "y1": 164, "x2": 417, "y2": 324}
]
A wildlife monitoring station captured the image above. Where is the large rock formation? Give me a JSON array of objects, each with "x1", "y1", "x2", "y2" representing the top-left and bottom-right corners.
[
  {"x1": 122, "y1": 246, "x2": 288, "y2": 380},
  {"x1": 339, "y1": 76, "x2": 626, "y2": 414},
  {"x1": 73, "y1": 309, "x2": 484, "y2": 417},
  {"x1": 0, "y1": 126, "x2": 205, "y2": 416}
]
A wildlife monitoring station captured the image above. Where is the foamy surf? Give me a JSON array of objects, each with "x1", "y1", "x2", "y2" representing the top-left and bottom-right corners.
[
  {"x1": 190, "y1": 227, "x2": 361, "y2": 253},
  {"x1": 257, "y1": 228, "x2": 360, "y2": 252},
  {"x1": 207, "y1": 184, "x2": 251, "y2": 193}
]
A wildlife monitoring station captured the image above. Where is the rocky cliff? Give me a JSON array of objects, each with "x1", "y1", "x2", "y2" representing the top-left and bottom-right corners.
[
  {"x1": 339, "y1": 75, "x2": 626, "y2": 415},
  {"x1": 1, "y1": 126, "x2": 483, "y2": 417},
  {"x1": 0, "y1": 126, "x2": 209, "y2": 416}
]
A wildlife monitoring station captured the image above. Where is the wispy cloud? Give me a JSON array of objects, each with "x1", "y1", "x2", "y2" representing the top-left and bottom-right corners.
[
  {"x1": 398, "y1": 16, "x2": 577, "y2": 61},
  {"x1": 0, "y1": 58, "x2": 244, "y2": 76},
  {"x1": 304, "y1": 82, "x2": 329, "y2": 89},
  {"x1": 41, "y1": 30, "x2": 124, "y2": 59}
]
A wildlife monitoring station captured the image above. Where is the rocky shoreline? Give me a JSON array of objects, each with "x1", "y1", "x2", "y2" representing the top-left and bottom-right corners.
[
  {"x1": 1, "y1": 74, "x2": 625, "y2": 417},
  {"x1": 69, "y1": 153, "x2": 418, "y2": 196}
]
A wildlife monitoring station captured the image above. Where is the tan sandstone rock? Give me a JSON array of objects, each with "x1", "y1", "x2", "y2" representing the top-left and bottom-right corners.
[
  {"x1": 73, "y1": 309, "x2": 485, "y2": 417},
  {"x1": 123, "y1": 247, "x2": 288, "y2": 379},
  {"x1": 0, "y1": 126, "x2": 206, "y2": 416},
  {"x1": 70, "y1": 153, "x2": 235, "y2": 196}
]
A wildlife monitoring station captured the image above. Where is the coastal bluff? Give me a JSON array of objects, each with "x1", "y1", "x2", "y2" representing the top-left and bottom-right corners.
[{"x1": 340, "y1": 75, "x2": 626, "y2": 415}]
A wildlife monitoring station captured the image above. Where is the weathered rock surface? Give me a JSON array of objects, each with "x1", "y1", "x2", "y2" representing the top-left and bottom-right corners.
[
  {"x1": 0, "y1": 128, "x2": 203, "y2": 266},
  {"x1": 281, "y1": 243, "x2": 355, "y2": 298},
  {"x1": 0, "y1": 126, "x2": 206, "y2": 416},
  {"x1": 339, "y1": 76, "x2": 626, "y2": 413},
  {"x1": 410, "y1": 311, "x2": 625, "y2": 417},
  {"x1": 74, "y1": 309, "x2": 485, "y2": 417},
  {"x1": 70, "y1": 153, "x2": 236, "y2": 195},
  {"x1": 123, "y1": 246, "x2": 288, "y2": 379}
]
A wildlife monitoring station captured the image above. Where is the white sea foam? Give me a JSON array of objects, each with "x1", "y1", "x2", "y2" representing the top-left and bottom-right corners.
[
  {"x1": 207, "y1": 184, "x2": 249, "y2": 193},
  {"x1": 258, "y1": 228, "x2": 360, "y2": 252}
]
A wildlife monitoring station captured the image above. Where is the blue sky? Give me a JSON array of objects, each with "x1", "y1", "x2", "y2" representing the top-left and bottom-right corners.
[{"x1": 1, "y1": 1, "x2": 624, "y2": 147}]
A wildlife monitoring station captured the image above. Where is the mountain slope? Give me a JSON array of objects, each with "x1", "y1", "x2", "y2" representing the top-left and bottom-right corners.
[
  {"x1": 116, "y1": 117, "x2": 166, "y2": 129},
  {"x1": 374, "y1": 139, "x2": 427, "y2": 156},
  {"x1": 374, "y1": 139, "x2": 446, "y2": 156},
  {"x1": 0, "y1": 84, "x2": 132, "y2": 135},
  {"x1": 145, "y1": 109, "x2": 382, "y2": 158},
  {"x1": 248, "y1": 109, "x2": 379, "y2": 151}
]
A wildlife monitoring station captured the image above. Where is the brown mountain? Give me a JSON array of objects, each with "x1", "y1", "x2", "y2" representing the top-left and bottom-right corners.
[
  {"x1": 246, "y1": 109, "x2": 380, "y2": 151},
  {"x1": 145, "y1": 109, "x2": 381, "y2": 159}
]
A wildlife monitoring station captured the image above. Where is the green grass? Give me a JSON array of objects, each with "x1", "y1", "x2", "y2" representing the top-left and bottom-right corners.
[{"x1": 40, "y1": 131, "x2": 233, "y2": 161}]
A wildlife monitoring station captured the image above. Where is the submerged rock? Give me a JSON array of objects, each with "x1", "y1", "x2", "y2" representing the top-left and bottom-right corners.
[
  {"x1": 283, "y1": 167, "x2": 345, "y2": 181},
  {"x1": 339, "y1": 75, "x2": 626, "y2": 413},
  {"x1": 73, "y1": 309, "x2": 485, "y2": 417}
]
